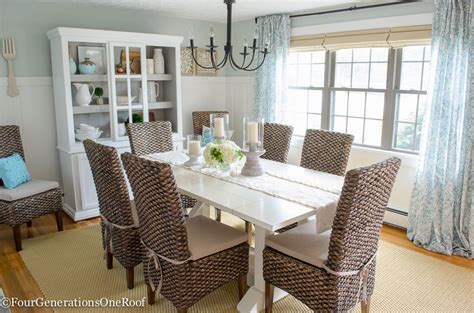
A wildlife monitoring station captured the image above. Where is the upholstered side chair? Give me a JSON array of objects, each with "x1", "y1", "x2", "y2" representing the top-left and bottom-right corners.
[
  {"x1": 300, "y1": 129, "x2": 354, "y2": 176},
  {"x1": 261, "y1": 122, "x2": 294, "y2": 163},
  {"x1": 122, "y1": 152, "x2": 249, "y2": 313},
  {"x1": 83, "y1": 140, "x2": 143, "y2": 289},
  {"x1": 126, "y1": 121, "x2": 196, "y2": 210},
  {"x1": 263, "y1": 158, "x2": 401, "y2": 313},
  {"x1": 192, "y1": 111, "x2": 229, "y2": 135},
  {"x1": 0, "y1": 125, "x2": 63, "y2": 251}
]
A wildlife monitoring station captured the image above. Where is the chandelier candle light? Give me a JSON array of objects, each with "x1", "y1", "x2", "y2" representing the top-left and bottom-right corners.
[
  {"x1": 241, "y1": 117, "x2": 265, "y2": 177},
  {"x1": 185, "y1": 134, "x2": 202, "y2": 166},
  {"x1": 188, "y1": 0, "x2": 270, "y2": 72}
]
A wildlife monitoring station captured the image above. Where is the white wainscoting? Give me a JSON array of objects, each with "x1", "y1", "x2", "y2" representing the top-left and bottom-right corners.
[{"x1": 0, "y1": 77, "x2": 61, "y2": 183}]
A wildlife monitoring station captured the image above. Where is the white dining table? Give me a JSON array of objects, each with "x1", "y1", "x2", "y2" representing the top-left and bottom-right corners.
[{"x1": 144, "y1": 151, "x2": 344, "y2": 313}]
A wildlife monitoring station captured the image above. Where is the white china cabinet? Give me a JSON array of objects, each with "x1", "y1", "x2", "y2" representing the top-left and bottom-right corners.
[{"x1": 48, "y1": 27, "x2": 184, "y2": 221}]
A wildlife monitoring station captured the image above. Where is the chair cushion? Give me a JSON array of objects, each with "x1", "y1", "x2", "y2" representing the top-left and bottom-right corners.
[
  {"x1": 0, "y1": 179, "x2": 59, "y2": 201},
  {"x1": 266, "y1": 220, "x2": 331, "y2": 268},
  {"x1": 0, "y1": 153, "x2": 31, "y2": 189},
  {"x1": 185, "y1": 215, "x2": 247, "y2": 261}
]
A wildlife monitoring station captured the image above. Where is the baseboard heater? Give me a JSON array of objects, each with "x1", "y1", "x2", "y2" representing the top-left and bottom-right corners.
[{"x1": 383, "y1": 207, "x2": 408, "y2": 229}]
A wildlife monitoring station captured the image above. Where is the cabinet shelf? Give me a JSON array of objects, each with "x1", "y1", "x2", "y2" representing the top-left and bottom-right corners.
[
  {"x1": 114, "y1": 74, "x2": 142, "y2": 79},
  {"x1": 115, "y1": 101, "x2": 174, "y2": 111},
  {"x1": 147, "y1": 74, "x2": 172, "y2": 81},
  {"x1": 149, "y1": 101, "x2": 173, "y2": 109},
  {"x1": 73, "y1": 105, "x2": 110, "y2": 114},
  {"x1": 70, "y1": 74, "x2": 108, "y2": 82}
]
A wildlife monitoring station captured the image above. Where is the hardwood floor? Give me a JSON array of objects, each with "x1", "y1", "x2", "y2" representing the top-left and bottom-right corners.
[{"x1": 0, "y1": 212, "x2": 472, "y2": 313}]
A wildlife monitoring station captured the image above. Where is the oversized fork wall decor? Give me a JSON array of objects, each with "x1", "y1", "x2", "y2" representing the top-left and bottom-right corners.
[{"x1": 2, "y1": 37, "x2": 19, "y2": 97}]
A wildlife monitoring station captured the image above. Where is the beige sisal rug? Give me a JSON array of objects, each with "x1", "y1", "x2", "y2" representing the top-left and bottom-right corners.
[{"x1": 19, "y1": 216, "x2": 473, "y2": 312}]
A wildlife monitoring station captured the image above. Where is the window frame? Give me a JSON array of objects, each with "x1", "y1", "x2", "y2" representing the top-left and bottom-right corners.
[{"x1": 286, "y1": 45, "x2": 430, "y2": 155}]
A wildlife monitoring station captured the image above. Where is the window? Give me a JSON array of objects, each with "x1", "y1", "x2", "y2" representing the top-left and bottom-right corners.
[
  {"x1": 331, "y1": 48, "x2": 388, "y2": 146},
  {"x1": 285, "y1": 45, "x2": 431, "y2": 153},
  {"x1": 393, "y1": 46, "x2": 430, "y2": 151},
  {"x1": 287, "y1": 51, "x2": 326, "y2": 136}
]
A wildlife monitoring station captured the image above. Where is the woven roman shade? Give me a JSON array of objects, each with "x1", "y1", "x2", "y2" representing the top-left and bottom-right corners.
[
  {"x1": 387, "y1": 25, "x2": 432, "y2": 48},
  {"x1": 290, "y1": 35, "x2": 325, "y2": 51},
  {"x1": 291, "y1": 25, "x2": 431, "y2": 51}
]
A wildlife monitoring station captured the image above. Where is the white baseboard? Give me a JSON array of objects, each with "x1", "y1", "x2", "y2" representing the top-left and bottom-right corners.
[{"x1": 63, "y1": 203, "x2": 100, "y2": 222}]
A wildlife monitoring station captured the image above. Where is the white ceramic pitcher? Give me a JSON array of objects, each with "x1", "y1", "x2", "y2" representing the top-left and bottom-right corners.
[
  {"x1": 147, "y1": 82, "x2": 159, "y2": 102},
  {"x1": 73, "y1": 83, "x2": 95, "y2": 106}
]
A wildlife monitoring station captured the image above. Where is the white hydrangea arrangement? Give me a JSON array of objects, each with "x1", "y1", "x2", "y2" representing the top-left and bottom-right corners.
[{"x1": 203, "y1": 140, "x2": 244, "y2": 169}]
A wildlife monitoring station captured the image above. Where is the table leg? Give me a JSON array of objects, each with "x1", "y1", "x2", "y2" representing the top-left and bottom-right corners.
[{"x1": 238, "y1": 226, "x2": 287, "y2": 313}]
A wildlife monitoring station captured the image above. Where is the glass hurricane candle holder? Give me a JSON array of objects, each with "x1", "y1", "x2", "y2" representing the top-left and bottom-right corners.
[
  {"x1": 243, "y1": 117, "x2": 264, "y2": 152},
  {"x1": 242, "y1": 117, "x2": 265, "y2": 177},
  {"x1": 184, "y1": 134, "x2": 202, "y2": 166},
  {"x1": 210, "y1": 113, "x2": 229, "y2": 142}
]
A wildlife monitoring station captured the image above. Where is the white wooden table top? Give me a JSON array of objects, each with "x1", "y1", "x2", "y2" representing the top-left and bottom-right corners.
[{"x1": 146, "y1": 152, "x2": 344, "y2": 232}]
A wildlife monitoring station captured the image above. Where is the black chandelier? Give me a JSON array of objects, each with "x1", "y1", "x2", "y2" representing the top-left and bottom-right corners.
[{"x1": 188, "y1": 0, "x2": 270, "y2": 72}]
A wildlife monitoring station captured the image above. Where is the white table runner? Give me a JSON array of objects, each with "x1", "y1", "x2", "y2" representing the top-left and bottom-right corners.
[{"x1": 144, "y1": 151, "x2": 342, "y2": 232}]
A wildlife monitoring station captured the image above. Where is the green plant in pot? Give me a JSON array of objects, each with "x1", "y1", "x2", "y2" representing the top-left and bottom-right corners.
[
  {"x1": 125, "y1": 113, "x2": 144, "y2": 124},
  {"x1": 94, "y1": 87, "x2": 104, "y2": 105}
]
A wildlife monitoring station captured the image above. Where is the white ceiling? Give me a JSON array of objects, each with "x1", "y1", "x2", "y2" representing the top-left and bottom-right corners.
[{"x1": 35, "y1": 0, "x2": 369, "y2": 23}]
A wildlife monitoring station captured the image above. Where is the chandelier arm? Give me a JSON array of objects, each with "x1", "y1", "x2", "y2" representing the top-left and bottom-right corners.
[
  {"x1": 210, "y1": 49, "x2": 229, "y2": 69},
  {"x1": 191, "y1": 48, "x2": 223, "y2": 70},
  {"x1": 229, "y1": 52, "x2": 248, "y2": 70},
  {"x1": 243, "y1": 49, "x2": 257, "y2": 69},
  {"x1": 238, "y1": 52, "x2": 268, "y2": 72}
]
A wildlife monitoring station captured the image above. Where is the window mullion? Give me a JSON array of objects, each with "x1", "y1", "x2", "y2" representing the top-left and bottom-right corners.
[
  {"x1": 321, "y1": 50, "x2": 332, "y2": 130},
  {"x1": 381, "y1": 48, "x2": 398, "y2": 150}
]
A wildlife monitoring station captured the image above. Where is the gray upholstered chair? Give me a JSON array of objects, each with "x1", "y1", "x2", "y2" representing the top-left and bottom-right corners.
[
  {"x1": 122, "y1": 152, "x2": 249, "y2": 313},
  {"x1": 300, "y1": 129, "x2": 354, "y2": 176},
  {"x1": 261, "y1": 122, "x2": 294, "y2": 163},
  {"x1": 0, "y1": 125, "x2": 63, "y2": 251},
  {"x1": 263, "y1": 158, "x2": 401, "y2": 313},
  {"x1": 83, "y1": 139, "x2": 143, "y2": 289},
  {"x1": 126, "y1": 121, "x2": 196, "y2": 210}
]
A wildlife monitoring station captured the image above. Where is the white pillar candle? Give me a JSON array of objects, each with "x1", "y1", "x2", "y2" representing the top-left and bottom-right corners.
[
  {"x1": 214, "y1": 117, "x2": 225, "y2": 138},
  {"x1": 188, "y1": 140, "x2": 201, "y2": 155},
  {"x1": 247, "y1": 122, "x2": 259, "y2": 144}
]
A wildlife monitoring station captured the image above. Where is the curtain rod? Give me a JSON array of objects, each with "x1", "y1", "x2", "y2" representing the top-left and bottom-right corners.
[{"x1": 254, "y1": 1, "x2": 419, "y2": 23}]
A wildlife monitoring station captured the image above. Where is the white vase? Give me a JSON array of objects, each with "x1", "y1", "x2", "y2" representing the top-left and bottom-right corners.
[
  {"x1": 146, "y1": 59, "x2": 154, "y2": 74},
  {"x1": 153, "y1": 49, "x2": 165, "y2": 74},
  {"x1": 118, "y1": 123, "x2": 127, "y2": 136},
  {"x1": 69, "y1": 55, "x2": 76, "y2": 75}
]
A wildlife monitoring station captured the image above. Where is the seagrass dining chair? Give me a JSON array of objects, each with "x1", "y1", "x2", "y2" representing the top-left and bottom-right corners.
[
  {"x1": 300, "y1": 129, "x2": 354, "y2": 176},
  {"x1": 192, "y1": 111, "x2": 229, "y2": 135},
  {"x1": 261, "y1": 122, "x2": 294, "y2": 163},
  {"x1": 121, "y1": 152, "x2": 249, "y2": 313},
  {"x1": 126, "y1": 121, "x2": 196, "y2": 210},
  {"x1": 0, "y1": 125, "x2": 63, "y2": 251},
  {"x1": 83, "y1": 140, "x2": 143, "y2": 289},
  {"x1": 263, "y1": 157, "x2": 401, "y2": 313}
]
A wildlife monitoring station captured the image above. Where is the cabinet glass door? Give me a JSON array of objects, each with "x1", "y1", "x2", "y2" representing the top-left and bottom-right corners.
[{"x1": 109, "y1": 42, "x2": 147, "y2": 140}]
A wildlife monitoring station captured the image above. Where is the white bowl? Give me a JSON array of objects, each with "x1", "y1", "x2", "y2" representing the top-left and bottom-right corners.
[
  {"x1": 117, "y1": 96, "x2": 136, "y2": 105},
  {"x1": 75, "y1": 127, "x2": 100, "y2": 135},
  {"x1": 75, "y1": 130, "x2": 103, "y2": 141},
  {"x1": 79, "y1": 123, "x2": 96, "y2": 131}
]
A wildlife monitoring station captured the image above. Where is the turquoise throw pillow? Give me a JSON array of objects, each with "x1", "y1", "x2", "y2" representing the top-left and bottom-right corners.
[
  {"x1": 202, "y1": 126, "x2": 213, "y2": 147},
  {"x1": 0, "y1": 153, "x2": 31, "y2": 189}
]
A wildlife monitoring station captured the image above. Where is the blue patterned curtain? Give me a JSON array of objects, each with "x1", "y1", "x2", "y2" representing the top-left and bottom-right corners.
[
  {"x1": 253, "y1": 15, "x2": 291, "y2": 122},
  {"x1": 408, "y1": 0, "x2": 473, "y2": 258}
]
